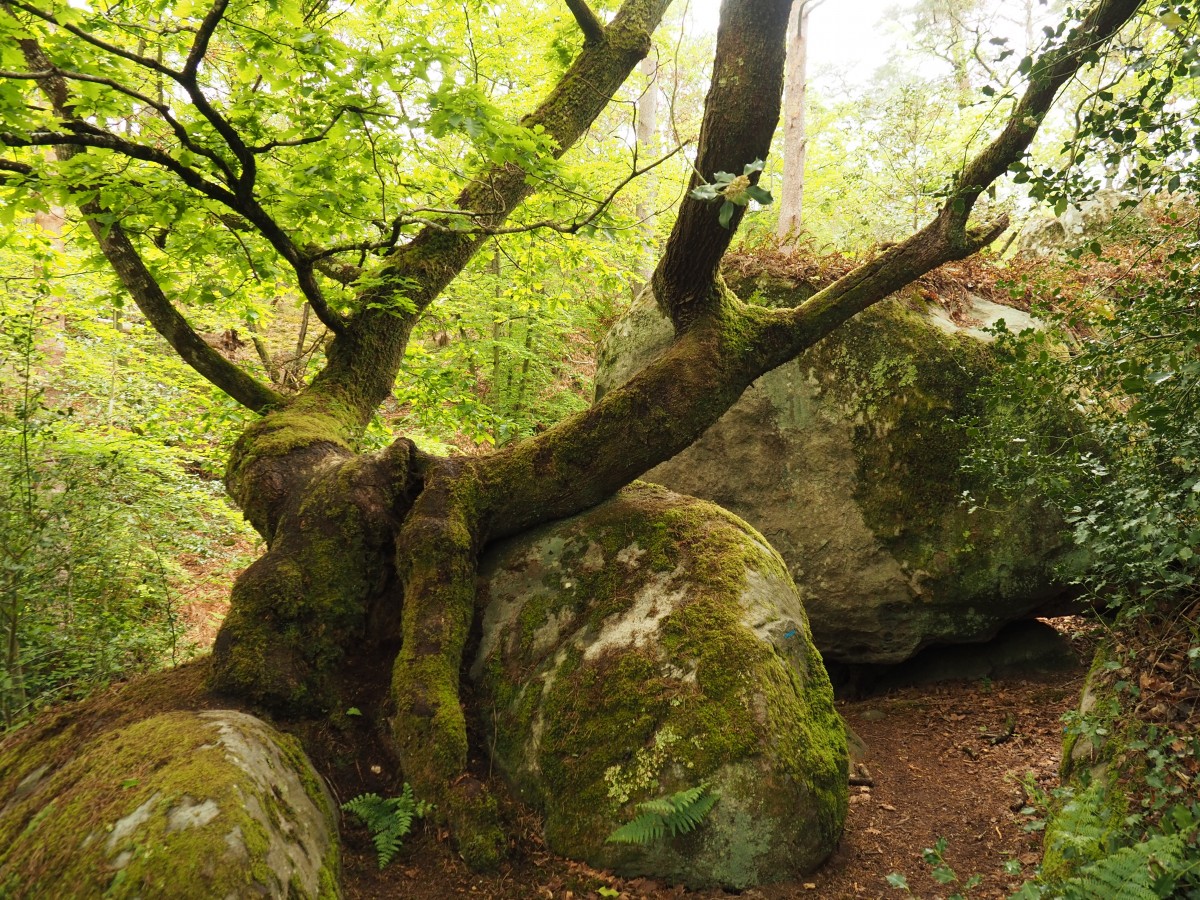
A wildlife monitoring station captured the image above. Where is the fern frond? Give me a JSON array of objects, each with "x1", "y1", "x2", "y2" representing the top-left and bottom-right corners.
[
  {"x1": 1063, "y1": 834, "x2": 1186, "y2": 900},
  {"x1": 606, "y1": 785, "x2": 719, "y2": 846},
  {"x1": 342, "y1": 784, "x2": 429, "y2": 869},
  {"x1": 607, "y1": 815, "x2": 666, "y2": 845},
  {"x1": 665, "y1": 788, "x2": 718, "y2": 836},
  {"x1": 637, "y1": 798, "x2": 676, "y2": 817},
  {"x1": 1046, "y1": 784, "x2": 1118, "y2": 865}
]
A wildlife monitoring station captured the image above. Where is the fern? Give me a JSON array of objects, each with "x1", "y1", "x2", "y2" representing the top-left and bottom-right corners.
[
  {"x1": 1062, "y1": 834, "x2": 1187, "y2": 900},
  {"x1": 1045, "y1": 783, "x2": 1119, "y2": 865},
  {"x1": 606, "y1": 784, "x2": 718, "y2": 845},
  {"x1": 342, "y1": 784, "x2": 432, "y2": 869}
]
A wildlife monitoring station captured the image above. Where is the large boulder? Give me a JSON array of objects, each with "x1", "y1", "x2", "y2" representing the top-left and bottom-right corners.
[
  {"x1": 0, "y1": 704, "x2": 340, "y2": 898},
  {"x1": 1016, "y1": 189, "x2": 1142, "y2": 255},
  {"x1": 472, "y1": 483, "x2": 848, "y2": 889},
  {"x1": 596, "y1": 281, "x2": 1067, "y2": 664}
]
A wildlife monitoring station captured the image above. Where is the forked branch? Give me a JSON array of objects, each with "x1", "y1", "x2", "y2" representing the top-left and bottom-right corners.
[{"x1": 564, "y1": 0, "x2": 605, "y2": 45}]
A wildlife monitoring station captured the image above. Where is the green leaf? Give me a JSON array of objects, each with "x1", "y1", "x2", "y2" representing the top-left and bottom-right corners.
[
  {"x1": 606, "y1": 785, "x2": 718, "y2": 846},
  {"x1": 745, "y1": 184, "x2": 773, "y2": 205},
  {"x1": 718, "y1": 201, "x2": 736, "y2": 229},
  {"x1": 885, "y1": 872, "x2": 910, "y2": 890}
]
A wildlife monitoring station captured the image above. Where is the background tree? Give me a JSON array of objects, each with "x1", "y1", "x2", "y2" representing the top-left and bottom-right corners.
[
  {"x1": 774, "y1": 0, "x2": 826, "y2": 245},
  {"x1": 0, "y1": 0, "x2": 1158, "y2": 869}
]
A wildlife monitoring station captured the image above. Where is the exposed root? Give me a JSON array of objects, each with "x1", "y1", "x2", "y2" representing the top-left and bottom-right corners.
[{"x1": 389, "y1": 461, "x2": 506, "y2": 869}]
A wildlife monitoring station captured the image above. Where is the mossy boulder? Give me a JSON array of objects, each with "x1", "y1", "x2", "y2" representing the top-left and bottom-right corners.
[
  {"x1": 1015, "y1": 189, "x2": 1142, "y2": 256},
  {"x1": 0, "y1": 707, "x2": 340, "y2": 898},
  {"x1": 596, "y1": 285, "x2": 1068, "y2": 664},
  {"x1": 472, "y1": 483, "x2": 848, "y2": 889}
]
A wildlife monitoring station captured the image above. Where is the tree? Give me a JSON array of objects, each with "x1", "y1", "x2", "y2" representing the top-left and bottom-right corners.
[
  {"x1": 0, "y1": 0, "x2": 1157, "y2": 870},
  {"x1": 775, "y1": 0, "x2": 825, "y2": 244}
]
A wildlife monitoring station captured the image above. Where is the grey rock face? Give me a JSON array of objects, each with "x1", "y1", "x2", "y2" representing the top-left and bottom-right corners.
[
  {"x1": 0, "y1": 709, "x2": 340, "y2": 898},
  {"x1": 473, "y1": 483, "x2": 848, "y2": 889},
  {"x1": 1016, "y1": 189, "x2": 1141, "y2": 255},
  {"x1": 596, "y1": 286, "x2": 1068, "y2": 664}
]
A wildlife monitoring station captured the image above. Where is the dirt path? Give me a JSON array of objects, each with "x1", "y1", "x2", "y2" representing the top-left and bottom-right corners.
[{"x1": 341, "y1": 661, "x2": 1087, "y2": 900}]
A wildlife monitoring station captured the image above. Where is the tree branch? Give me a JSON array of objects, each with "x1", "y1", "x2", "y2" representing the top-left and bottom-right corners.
[
  {"x1": 0, "y1": 126, "x2": 242, "y2": 207},
  {"x1": 475, "y1": 0, "x2": 1149, "y2": 542},
  {"x1": 652, "y1": 0, "x2": 791, "y2": 329},
  {"x1": 10, "y1": 35, "x2": 285, "y2": 414},
  {"x1": 0, "y1": 158, "x2": 33, "y2": 182},
  {"x1": 758, "y1": 0, "x2": 1147, "y2": 359},
  {"x1": 300, "y1": 0, "x2": 673, "y2": 423},
  {"x1": 0, "y1": 64, "x2": 239, "y2": 183},
  {"x1": 308, "y1": 143, "x2": 685, "y2": 261},
  {"x1": 8, "y1": 1, "x2": 180, "y2": 80},
  {"x1": 564, "y1": 0, "x2": 605, "y2": 46},
  {"x1": 84, "y1": 209, "x2": 287, "y2": 412},
  {"x1": 183, "y1": 0, "x2": 228, "y2": 78}
]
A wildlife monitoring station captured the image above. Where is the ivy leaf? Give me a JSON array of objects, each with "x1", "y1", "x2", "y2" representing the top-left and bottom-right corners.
[{"x1": 885, "y1": 872, "x2": 909, "y2": 889}]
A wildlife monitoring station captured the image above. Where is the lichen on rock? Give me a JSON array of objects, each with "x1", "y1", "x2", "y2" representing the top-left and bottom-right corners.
[
  {"x1": 472, "y1": 483, "x2": 848, "y2": 889},
  {"x1": 595, "y1": 279, "x2": 1069, "y2": 664},
  {"x1": 0, "y1": 707, "x2": 340, "y2": 898}
]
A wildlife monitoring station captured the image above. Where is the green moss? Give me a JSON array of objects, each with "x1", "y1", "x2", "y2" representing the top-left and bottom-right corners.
[
  {"x1": 476, "y1": 485, "x2": 848, "y2": 887},
  {"x1": 213, "y1": 450, "x2": 407, "y2": 713},
  {"x1": 1042, "y1": 641, "x2": 1138, "y2": 882},
  {"x1": 793, "y1": 297, "x2": 1068, "y2": 621},
  {"x1": 0, "y1": 711, "x2": 339, "y2": 898}
]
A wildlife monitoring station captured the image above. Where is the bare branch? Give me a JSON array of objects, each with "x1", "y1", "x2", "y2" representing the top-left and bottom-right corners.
[
  {"x1": 761, "y1": 0, "x2": 1147, "y2": 349},
  {"x1": 952, "y1": 0, "x2": 1145, "y2": 229},
  {"x1": 309, "y1": 143, "x2": 686, "y2": 262},
  {"x1": 564, "y1": 0, "x2": 605, "y2": 45},
  {"x1": 184, "y1": 0, "x2": 229, "y2": 78},
  {"x1": 247, "y1": 106, "x2": 352, "y2": 154}
]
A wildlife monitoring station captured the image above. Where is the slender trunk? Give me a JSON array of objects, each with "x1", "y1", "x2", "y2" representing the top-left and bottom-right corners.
[
  {"x1": 775, "y1": 0, "x2": 818, "y2": 247},
  {"x1": 295, "y1": 302, "x2": 311, "y2": 358},
  {"x1": 106, "y1": 304, "x2": 120, "y2": 423},
  {"x1": 635, "y1": 56, "x2": 659, "y2": 282},
  {"x1": 513, "y1": 323, "x2": 533, "y2": 413}
]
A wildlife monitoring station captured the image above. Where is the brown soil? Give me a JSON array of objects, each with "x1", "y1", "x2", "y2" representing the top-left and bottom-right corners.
[{"x1": 339, "y1": 642, "x2": 1091, "y2": 900}]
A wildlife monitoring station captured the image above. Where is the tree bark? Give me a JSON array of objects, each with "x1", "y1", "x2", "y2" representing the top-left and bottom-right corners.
[{"x1": 775, "y1": 0, "x2": 822, "y2": 246}]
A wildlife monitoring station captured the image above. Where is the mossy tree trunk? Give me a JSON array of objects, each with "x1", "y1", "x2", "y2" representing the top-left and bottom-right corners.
[{"x1": 9, "y1": 0, "x2": 1147, "y2": 872}]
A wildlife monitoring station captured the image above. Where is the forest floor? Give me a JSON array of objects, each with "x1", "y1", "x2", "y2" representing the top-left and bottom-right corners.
[{"x1": 339, "y1": 620, "x2": 1098, "y2": 900}]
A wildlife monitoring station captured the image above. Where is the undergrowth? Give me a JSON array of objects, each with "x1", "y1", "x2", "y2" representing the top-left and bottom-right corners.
[{"x1": 342, "y1": 785, "x2": 432, "y2": 869}]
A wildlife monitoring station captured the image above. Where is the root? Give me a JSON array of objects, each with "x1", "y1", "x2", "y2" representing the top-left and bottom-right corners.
[{"x1": 390, "y1": 463, "x2": 506, "y2": 869}]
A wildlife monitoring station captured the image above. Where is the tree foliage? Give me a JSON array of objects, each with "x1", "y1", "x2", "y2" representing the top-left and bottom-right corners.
[{"x1": 0, "y1": 0, "x2": 1185, "y2": 872}]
